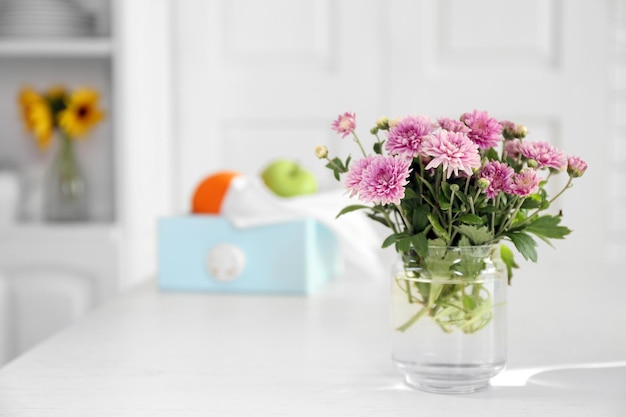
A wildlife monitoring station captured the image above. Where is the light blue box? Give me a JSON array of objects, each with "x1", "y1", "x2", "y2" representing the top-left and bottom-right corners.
[{"x1": 158, "y1": 216, "x2": 340, "y2": 294}]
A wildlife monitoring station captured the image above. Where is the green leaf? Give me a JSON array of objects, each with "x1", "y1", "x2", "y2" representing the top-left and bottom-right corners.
[
  {"x1": 412, "y1": 204, "x2": 430, "y2": 232},
  {"x1": 427, "y1": 214, "x2": 450, "y2": 242},
  {"x1": 437, "y1": 193, "x2": 451, "y2": 210},
  {"x1": 332, "y1": 157, "x2": 346, "y2": 171},
  {"x1": 373, "y1": 142, "x2": 383, "y2": 154},
  {"x1": 500, "y1": 244, "x2": 518, "y2": 284},
  {"x1": 526, "y1": 215, "x2": 572, "y2": 240},
  {"x1": 412, "y1": 233, "x2": 429, "y2": 257},
  {"x1": 484, "y1": 147, "x2": 499, "y2": 161},
  {"x1": 506, "y1": 231, "x2": 538, "y2": 262},
  {"x1": 336, "y1": 204, "x2": 370, "y2": 218},
  {"x1": 395, "y1": 235, "x2": 413, "y2": 252},
  {"x1": 520, "y1": 194, "x2": 542, "y2": 209},
  {"x1": 382, "y1": 232, "x2": 406, "y2": 248},
  {"x1": 454, "y1": 225, "x2": 494, "y2": 245},
  {"x1": 459, "y1": 214, "x2": 484, "y2": 225},
  {"x1": 463, "y1": 294, "x2": 477, "y2": 310},
  {"x1": 404, "y1": 187, "x2": 417, "y2": 200}
]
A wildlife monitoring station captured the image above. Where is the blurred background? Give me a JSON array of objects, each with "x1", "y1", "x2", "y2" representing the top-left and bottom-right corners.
[{"x1": 0, "y1": 0, "x2": 624, "y2": 367}]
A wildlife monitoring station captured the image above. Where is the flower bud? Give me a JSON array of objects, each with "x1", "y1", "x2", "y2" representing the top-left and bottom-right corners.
[
  {"x1": 376, "y1": 116, "x2": 390, "y2": 130},
  {"x1": 567, "y1": 155, "x2": 587, "y2": 178},
  {"x1": 501, "y1": 120, "x2": 527, "y2": 140},
  {"x1": 477, "y1": 178, "x2": 490, "y2": 189},
  {"x1": 527, "y1": 159, "x2": 538, "y2": 169},
  {"x1": 370, "y1": 127, "x2": 379, "y2": 135},
  {"x1": 450, "y1": 184, "x2": 460, "y2": 192},
  {"x1": 514, "y1": 125, "x2": 528, "y2": 139},
  {"x1": 314, "y1": 145, "x2": 328, "y2": 159}
]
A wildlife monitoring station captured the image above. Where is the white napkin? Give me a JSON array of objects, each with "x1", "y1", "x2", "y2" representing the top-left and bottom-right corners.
[{"x1": 220, "y1": 176, "x2": 386, "y2": 280}]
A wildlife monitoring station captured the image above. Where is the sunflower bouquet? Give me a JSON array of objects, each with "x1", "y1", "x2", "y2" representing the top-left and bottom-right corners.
[
  {"x1": 17, "y1": 85, "x2": 105, "y2": 221},
  {"x1": 18, "y1": 85, "x2": 104, "y2": 149}
]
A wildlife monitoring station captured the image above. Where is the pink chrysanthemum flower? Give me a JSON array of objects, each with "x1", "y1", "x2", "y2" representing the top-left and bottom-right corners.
[
  {"x1": 567, "y1": 155, "x2": 587, "y2": 178},
  {"x1": 358, "y1": 155, "x2": 411, "y2": 205},
  {"x1": 422, "y1": 130, "x2": 481, "y2": 178},
  {"x1": 344, "y1": 156, "x2": 374, "y2": 197},
  {"x1": 438, "y1": 117, "x2": 471, "y2": 134},
  {"x1": 479, "y1": 161, "x2": 515, "y2": 199},
  {"x1": 331, "y1": 112, "x2": 356, "y2": 139},
  {"x1": 460, "y1": 110, "x2": 503, "y2": 149},
  {"x1": 510, "y1": 169, "x2": 540, "y2": 197},
  {"x1": 519, "y1": 141, "x2": 567, "y2": 170},
  {"x1": 385, "y1": 115, "x2": 434, "y2": 158},
  {"x1": 504, "y1": 138, "x2": 523, "y2": 159}
]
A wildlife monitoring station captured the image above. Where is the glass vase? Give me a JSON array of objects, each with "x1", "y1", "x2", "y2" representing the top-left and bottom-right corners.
[
  {"x1": 391, "y1": 245, "x2": 507, "y2": 394},
  {"x1": 43, "y1": 134, "x2": 88, "y2": 222}
]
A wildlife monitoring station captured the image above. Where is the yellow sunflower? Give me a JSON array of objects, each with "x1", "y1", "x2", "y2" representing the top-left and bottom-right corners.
[
  {"x1": 18, "y1": 87, "x2": 54, "y2": 149},
  {"x1": 58, "y1": 88, "x2": 104, "y2": 138},
  {"x1": 29, "y1": 101, "x2": 54, "y2": 149},
  {"x1": 18, "y1": 86, "x2": 43, "y2": 132}
]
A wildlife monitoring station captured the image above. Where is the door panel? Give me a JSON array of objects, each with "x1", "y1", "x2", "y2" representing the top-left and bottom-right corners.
[{"x1": 173, "y1": 0, "x2": 617, "y2": 286}]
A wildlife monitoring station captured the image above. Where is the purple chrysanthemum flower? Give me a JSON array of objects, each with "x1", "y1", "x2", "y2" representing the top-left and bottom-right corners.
[
  {"x1": 422, "y1": 130, "x2": 481, "y2": 178},
  {"x1": 438, "y1": 117, "x2": 471, "y2": 134},
  {"x1": 460, "y1": 110, "x2": 503, "y2": 149},
  {"x1": 358, "y1": 155, "x2": 411, "y2": 205},
  {"x1": 479, "y1": 161, "x2": 515, "y2": 199},
  {"x1": 519, "y1": 141, "x2": 567, "y2": 170},
  {"x1": 385, "y1": 115, "x2": 434, "y2": 158},
  {"x1": 567, "y1": 155, "x2": 587, "y2": 178},
  {"x1": 510, "y1": 169, "x2": 540, "y2": 197},
  {"x1": 331, "y1": 112, "x2": 356, "y2": 138},
  {"x1": 344, "y1": 156, "x2": 374, "y2": 197},
  {"x1": 504, "y1": 138, "x2": 523, "y2": 159}
]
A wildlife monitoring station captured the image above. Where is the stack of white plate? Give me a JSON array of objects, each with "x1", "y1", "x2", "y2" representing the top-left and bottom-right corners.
[{"x1": 0, "y1": 0, "x2": 92, "y2": 37}]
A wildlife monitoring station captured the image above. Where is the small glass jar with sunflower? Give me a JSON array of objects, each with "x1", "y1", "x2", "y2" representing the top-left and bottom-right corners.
[{"x1": 17, "y1": 85, "x2": 105, "y2": 221}]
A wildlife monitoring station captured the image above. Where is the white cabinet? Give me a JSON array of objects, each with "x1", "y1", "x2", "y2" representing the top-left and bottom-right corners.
[
  {"x1": 0, "y1": 0, "x2": 117, "y2": 366},
  {"x1": 0, "y1": 0, "x2": 172, "y2": 366}
]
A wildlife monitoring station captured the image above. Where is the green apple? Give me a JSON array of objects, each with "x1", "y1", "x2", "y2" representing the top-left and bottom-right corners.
[{"x1": 261, "y1": 159, "x2": 318, "y2": 197}]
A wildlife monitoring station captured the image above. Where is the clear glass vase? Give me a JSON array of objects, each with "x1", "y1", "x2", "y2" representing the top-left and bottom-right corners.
[
  {"x1": 43, "y1": 134, "x2": 88, "y2": 222},
  {"x1": 391, "y1": 245, "x2": 507, "y2": 394}
]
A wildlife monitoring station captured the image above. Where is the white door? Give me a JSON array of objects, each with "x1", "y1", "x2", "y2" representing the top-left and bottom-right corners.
[{"x1": 172, "y1": 0, "x2": 622, "y2": 357}]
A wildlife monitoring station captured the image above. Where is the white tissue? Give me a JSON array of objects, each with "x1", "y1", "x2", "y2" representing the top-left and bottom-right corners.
[{"x1": 220, "y1": 176, "x2": 386, "y2": 280}]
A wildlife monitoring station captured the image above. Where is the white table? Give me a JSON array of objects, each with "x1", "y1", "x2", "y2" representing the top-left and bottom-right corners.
[{"x1": 0, "y1": 277, "x2": 624, "y2": 416}]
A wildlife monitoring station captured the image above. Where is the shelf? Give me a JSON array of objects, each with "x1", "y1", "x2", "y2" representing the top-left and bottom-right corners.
[
  {"x1": 0, "y1": 222, "x2": 120, "y2": 242},
  {"x1": 0, "y1": 38, "x2": 112, "y2": 58}
]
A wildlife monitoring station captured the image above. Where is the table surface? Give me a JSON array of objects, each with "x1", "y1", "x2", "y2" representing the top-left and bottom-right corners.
[{"x1": 0, "y1": 276, "x2": 625, "y2": 417}]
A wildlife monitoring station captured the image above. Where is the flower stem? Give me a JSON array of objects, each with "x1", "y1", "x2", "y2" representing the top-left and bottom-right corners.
[
  {"x1": 395, "y1": 204, "x2": 413, "y2": 234},
  {"x1": 547, "y1": 177, "x2": 573, "y2": 205},
  {"x1": 396, "y1": 305, "x2": 429, "y2": 332},
  {"x1": 352, "y1": 132, "x2": 367, "y2": 157},
  {"x1": 496, "y1": 196, "x2": 524, "y2": 236}
]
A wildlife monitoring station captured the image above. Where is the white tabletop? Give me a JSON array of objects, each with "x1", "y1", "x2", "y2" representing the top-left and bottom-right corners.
[{"x1": 0, "y1": 276, "x2": 624, "y2": 416}]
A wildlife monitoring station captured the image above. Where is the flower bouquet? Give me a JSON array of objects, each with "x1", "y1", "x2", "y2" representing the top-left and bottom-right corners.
[
  {"x1": 18, "y1": 85, "x2": 104, "y2": 221},
  {"x1": 317, "y1": 110, "x2": 587, "y2": 392}
]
